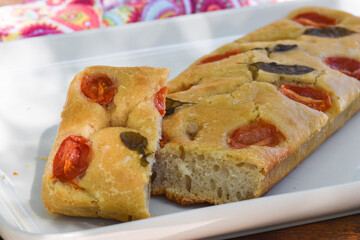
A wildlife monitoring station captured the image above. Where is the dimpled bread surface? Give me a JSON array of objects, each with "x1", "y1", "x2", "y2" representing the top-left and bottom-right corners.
[
  {"x1": 151, "y1": 7, "x2": 360, "y2": 205},
  {"x1": 42, "y1": 66, "x2": 169, "y2": 221}
]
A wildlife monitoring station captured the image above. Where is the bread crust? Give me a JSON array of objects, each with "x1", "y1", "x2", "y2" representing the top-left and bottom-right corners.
[
  {"x1": 42, "y1": 66, "x2": 169, "y2": 221},
  {"x1": 152, "y1": 7, "x2": 360, "y2": 205}
]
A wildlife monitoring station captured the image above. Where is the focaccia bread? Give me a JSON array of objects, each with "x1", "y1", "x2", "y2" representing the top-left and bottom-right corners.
[
  {"x1": 151, "y1": 7, "x2": 360, "y2": 205},
  {"x1": 42, "y1": 66, "x2": 169, "y2": 221}
]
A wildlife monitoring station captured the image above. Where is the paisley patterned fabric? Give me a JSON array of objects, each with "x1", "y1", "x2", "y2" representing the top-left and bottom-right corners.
[
  {"x1": 102, "y1": 0, "x2": 293, "y2": 26},
  {"x1": 0, "y1": 0, "x2": 103, "y2": 42},
  {"x1": 0, "y1": 0, "x2": 293, "y2": 42},
  {"x1": 102, "y1": 0, "x2": 193, "y2": 26}
]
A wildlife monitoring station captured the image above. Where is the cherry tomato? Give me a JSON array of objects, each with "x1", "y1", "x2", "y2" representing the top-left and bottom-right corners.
[
  {"x1": 159, "y1": 133, "x2": 170, "y2": 148},
  {"x1": 324, "y1": 57, "x2": 360, "y2": 81},
  {"x1": 279, "y1": 84, "x2": 332, "y2": 112},
  {"x1": 154, "y1": 86, "x2": 167, "y2": 116},
  {"x1": 53, "y1": 135, "x2": 91, "y2": 182},
  {"x1": 198, "y1": 49, "x2": 242, "y2": 65},
  {"x1": 81, "y1": 74, "x2": 117, "y2": 105},
  {"x1": 293, "y1": 12, "x2": 337, "y2": 28},
  {"x1": 229, "y1": 119, "x2": 285, "y2": 149}
]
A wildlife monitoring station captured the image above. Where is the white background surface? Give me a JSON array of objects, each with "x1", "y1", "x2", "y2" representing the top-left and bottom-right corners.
[{"x1": 0, "y1": 0, "x2": 360, "y2": 239}]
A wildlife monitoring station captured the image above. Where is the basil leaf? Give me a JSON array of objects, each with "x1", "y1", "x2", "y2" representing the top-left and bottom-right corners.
[
  {"x1": 165, "y1": 98, "x2": 193, "y2": 116},
  {"x1": 120, "y1": 131, "x2": 150, "y2": 167},
  {"x1": 304, "y1": 27, "x2": 356, "y2": 38},
  {"x1": 120, "y1": 131, "x2": 148, "y2": 150},
  {"x1": 137, "y1": 145, "x2": 150, "y2": 167},
  {"x1": 252, "y1": 47, "x2": 271, "y2": 53},
  {"x1": 252, "y1": 45, "x2": 297, "y2": 54},
  {"x1": 273, "y1": 44, "x2": 298, "y2": 52},
  {"x1": 251, "y1": 62, "x2": 315, "y2": 75}
]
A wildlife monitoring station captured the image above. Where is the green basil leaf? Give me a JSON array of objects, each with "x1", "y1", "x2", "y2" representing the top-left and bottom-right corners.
[
  {"x1": 272, "y1": 44, "x2": 298, "y2": 52},
  {"x1": 251, "y1": 62, "x2": 315, "y2": 75},
  {"x1": 165, "y1": 98, "x2": 193, "y2": 116},
  {"x1": 120, "y1": 131, "x2": 148, "y2": 150},
  {"x1": 304, "y1": 27, "x2": 356, "y2": 38},
  {"x1": 252, "y1": 47, "x2": 271, "y2": 53},
  {"x1": 252, "y1": 45, "x2": 297, "y2": 54},
  {"x1": 120, "y1": 131, "x2": 150, "y2": 167},
  {"x1": 137, "y1": 145, "x2": 150, "y2": 167}
]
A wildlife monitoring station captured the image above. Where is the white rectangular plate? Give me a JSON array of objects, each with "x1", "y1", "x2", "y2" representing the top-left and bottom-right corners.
[{"x1": 0, "y1": 0, "x2": 360, "y2": 239}]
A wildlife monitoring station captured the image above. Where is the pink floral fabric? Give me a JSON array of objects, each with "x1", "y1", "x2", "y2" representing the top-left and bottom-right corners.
[
  {"x1": 0, "y1": 0, "x2": 292, "y2": 42},
  {"x1": 101, "y1": 0, "x2": 292, "y2": 26},
  {"x1": 0, "y1": 0, "x2": 103, "y2": 42}
]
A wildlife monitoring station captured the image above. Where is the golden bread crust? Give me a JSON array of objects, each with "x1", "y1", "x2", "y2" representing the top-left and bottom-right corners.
[
  {"x1": 42, "y1": 66, "x2": 169, "y2": 221},
  {"x1": 152, "y1": 7, "x2": 360, "y2": 205}
]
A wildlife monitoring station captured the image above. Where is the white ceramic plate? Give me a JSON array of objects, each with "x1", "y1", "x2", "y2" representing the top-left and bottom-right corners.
[{"x1": 1, "y1": 0, "x2": 360, "y2": 239}]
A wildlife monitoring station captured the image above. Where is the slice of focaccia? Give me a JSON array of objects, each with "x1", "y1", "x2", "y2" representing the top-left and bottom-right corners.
[
  {"x1": 42, "y1": 66, "x2": 169, "y2": 221},
  {"x1": 151, "y1": 7, "x2": 360, "y2": 205}
]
